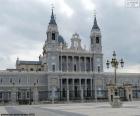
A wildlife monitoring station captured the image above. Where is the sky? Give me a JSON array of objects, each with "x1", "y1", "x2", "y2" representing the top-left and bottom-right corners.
[{"x1": 0, "y1": 0, "x2": 140, "y2": 73}]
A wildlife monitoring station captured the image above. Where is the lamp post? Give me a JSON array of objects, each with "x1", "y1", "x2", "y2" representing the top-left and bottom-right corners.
[
  {"x1": 106, "y1": 51, "x2": 124, "y2": 108},
  {"x1": 106, "y1": 51, "x2": 124, "y2": 87}
]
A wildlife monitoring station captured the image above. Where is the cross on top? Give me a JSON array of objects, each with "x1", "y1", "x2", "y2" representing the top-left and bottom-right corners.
[
  {"x1": 51, "y1": 3, "x2": 54, "y2": 10},
  {"x1": 93, "y1": 10, "x2": 96, "y2": 17},
  {"x1": 51, "y1": 4, "x2": 56, "y2": 20}
]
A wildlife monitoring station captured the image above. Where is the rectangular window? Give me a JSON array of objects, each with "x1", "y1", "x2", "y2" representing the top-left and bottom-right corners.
[
  {"x1": 18, "y1": 92, "x2": 21, "y2": 99},
  {"x1": 0, "y1": 92, "x2": 2, "y2": 99},
  {"x1": 96, "y1": 37, "x2": 99, "y2": 43},
  {"x1": 52, "y1": 33, "x2": 55, "y2": 40},
  {"x1": 98, "y1": 66, "x2": 100, "y2": 72},
  {"x1": 26, "y1": 91, "x2": 30, "y2": 99},
  {"x1": 52, "y1": 64, "x2": 55, "y2": 72},
  {"x1": 74, "y1": 64, "x2": 76, "y2": 72}
]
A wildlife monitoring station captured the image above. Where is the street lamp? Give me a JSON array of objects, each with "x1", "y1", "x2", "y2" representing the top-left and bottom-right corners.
[
  {"x1": 106, "y1": 51, "x2": 124, "y2": 108},
  {"x1": 106, "y1": 51, "x2": 124, "y2": 86}
]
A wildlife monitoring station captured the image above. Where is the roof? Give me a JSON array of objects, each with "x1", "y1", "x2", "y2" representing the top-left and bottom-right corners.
[
  {"x1": 18, "y1": 61, "x2": 41, "y2": 65},
  {"x1": 49, "y1": 9, "x2": 57, "y2": 25},
  {"x1": 92, "y1": 16, "x2": 100, "y2": 30},
  {"x1": 58, "y1": 35, "x2": 65, "y2": 44}
]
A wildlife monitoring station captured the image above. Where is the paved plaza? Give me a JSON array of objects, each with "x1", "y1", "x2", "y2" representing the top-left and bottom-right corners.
[{"x1": 1, "y1": 101, "x2": 140, "y2": 116}]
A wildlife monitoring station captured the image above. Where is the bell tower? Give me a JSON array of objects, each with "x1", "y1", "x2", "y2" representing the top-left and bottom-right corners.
[
  {"x1": 46, "y1": 8, "x2": 59, "y2": 50},
  {"x1": 41, "y1": 8, "x2": 60, "y2": 72},
  {"x1": 90, "y1": 14, "x2": 103, "y2": 72},
  {"x1": 90, "y1": 14, "x2": 102, "y2": 53}
]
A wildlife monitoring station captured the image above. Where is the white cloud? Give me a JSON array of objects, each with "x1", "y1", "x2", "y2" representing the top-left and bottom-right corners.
[
  {"x1": 56, "y1": 0, "x2": 74, "y2": 17},
  {"x1": 81, "y1": 0, "x2": 95, "y2": 11},
  {"x1": 114, "y1": 0, "x2": 125, "y2": 7}
]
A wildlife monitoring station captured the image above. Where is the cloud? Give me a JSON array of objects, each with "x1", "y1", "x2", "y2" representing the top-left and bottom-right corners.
[
  {"x1": 0, "y1": 0, "x2": 140, "y2": 73},
  {"x1": 56, "y1": 0, "x2": 74, "y2": 17},
  {"x1": 81, "y1": 0, "x2": 95, "y2": 11}
]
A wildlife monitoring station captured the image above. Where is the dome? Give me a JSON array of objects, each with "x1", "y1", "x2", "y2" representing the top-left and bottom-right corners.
[{"x1": 58, "y1": 35, "x2": 65, "y2": 44}]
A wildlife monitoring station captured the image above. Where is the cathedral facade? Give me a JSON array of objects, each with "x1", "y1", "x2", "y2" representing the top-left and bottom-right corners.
[{"x1": 0, "y1": 9, "x2": 140, "y2": 104}]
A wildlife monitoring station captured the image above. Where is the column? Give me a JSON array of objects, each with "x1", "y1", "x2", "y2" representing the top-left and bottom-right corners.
[
  {"x1": 80, "y1": 79, "x2": 84, "y2": 102},
  {"x1": 61, "y1": 56, "x2": 63, "y2": 72},
  {"x1": 60, "y1": 78, "x2": 63, "y2": 100},
  {"x1": 66, "y1": 78, "x2": 69, "y2": 102},
  {"x1": 51, "y1": 87, "x2": 55, "y2": 104},
  {"x1": 72, "y1": 56, "x2": 74, "y2": 72},
  {"x1": 60, "y1": 54, "x2": 62, "y2": 72},
  {"x1": 94, "y1": 78, "x2": 97, "y2": 102},
  {"x1": 90, "y1": 57, "x2": 92, "y2": 72},
  {"x1": 72, "y1": 79, "x2": 75, "y2": 99},
  {"x1": 67, "y1": 56, "x2": 68, "y2": 72},
  {"x1": 84, "y1": 57, "x2": 86, "y2": 72},
  {"x1": 11, "y1": 86, "x2": 17, "y2": 105},
  {"x1": 90, "y1": 78, "x2": 93, "y2": 98},
  {"x1": 79, "y1": 57, "x2": 80, "y2": 72},
  {"x1": 33, "y1": 86, "x2": 38, "y2": 104},
  {"x1": 84, "y1": 79, "x2": 87, "y2": 98}
]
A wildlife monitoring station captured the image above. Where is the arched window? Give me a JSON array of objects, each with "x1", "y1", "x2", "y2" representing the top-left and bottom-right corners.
[
  {"x1": 30, "y1": 68, "x2": 34, "y2": 71},
  {"x1": 10, "y1": 78, "x2": 12, "y2": 83},
  {"x1": 74, "y1": 64, "x2": 76, "y2": 72},
  {"x1": 26, "y1": 91, "x2": 30, "y2": 99},
  {"x1": 38, "y1": 68, "x2": 41, "y2": 71},
  {"x1": 97, "y1": 66, "x2": 100, "y2": 73},
  {"x1": 52, "y1": 33, "x2": 55, "y2": 40},
  {"x1": 18, "y1": 92, "x2": 21, "y2": 99},
  {"x1": 96, "y1": 37, "x2": 99, "y2": 43},
  {"x1": 52, "y1": 64, "x2": 55, "y2": 72}
]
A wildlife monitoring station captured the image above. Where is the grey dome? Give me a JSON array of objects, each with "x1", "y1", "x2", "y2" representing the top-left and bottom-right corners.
[{"x1": 58, "y1": 35, "x2": 65, "y2": 44}]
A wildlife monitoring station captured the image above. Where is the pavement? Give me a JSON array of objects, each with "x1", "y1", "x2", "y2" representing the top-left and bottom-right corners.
[{"x1": 1, "y1": 101, "x2": 140, "y2": 116}]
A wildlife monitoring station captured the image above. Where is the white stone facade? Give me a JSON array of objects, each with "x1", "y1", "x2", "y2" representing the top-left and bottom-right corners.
[{"x1": 0, "y1": 10, "x2": 140, "y2": 104}]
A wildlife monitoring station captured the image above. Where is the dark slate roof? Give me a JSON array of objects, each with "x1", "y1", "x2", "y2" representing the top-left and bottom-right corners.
[
  {"x1": 92, "y1": 17, "x2": 100, "y2": 30},
  {"x1": 58, "y1": 35, "x2": 65, "y2": 44},
  {"x1": 18, "y1": 61, "x2": 41, "y2": 65},
  {"x1": 49, "y1": 9, "x2": 56, "y2": 25}
]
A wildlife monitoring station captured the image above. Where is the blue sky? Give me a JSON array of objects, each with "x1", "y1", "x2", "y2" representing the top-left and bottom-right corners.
[{"x1": 0, "y1": 0, "x2": 140, "y2": 72}]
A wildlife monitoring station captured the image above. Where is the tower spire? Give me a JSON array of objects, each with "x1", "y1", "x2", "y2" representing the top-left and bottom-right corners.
[
  {"x1": 92, "y1": 11, "x2": 100, "y2": 30},
  {"x1": 49, "y1": 5, "x2": 56, "y2": 25}
]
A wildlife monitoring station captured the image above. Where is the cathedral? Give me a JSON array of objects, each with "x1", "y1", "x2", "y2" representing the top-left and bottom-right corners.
[{"x1": 0, "y1": 9, "x2": 140, "y2": 105}]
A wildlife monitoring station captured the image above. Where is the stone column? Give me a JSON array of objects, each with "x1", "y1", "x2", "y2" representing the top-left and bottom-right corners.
[
  {"x1": 33, "y1": 85, "x2": 38, "y2": 104},
  {"x1": 60, "y1": 78, "x2": 63, "y2": 100},
  {"x1": 66, "y1": 79, "x2": 69, "y2": 102},
  {"x1": 72, "y1": 56, "x2": 74, "y2": 72},
  {"x1": 107, "y1": 84, "x2": 115, "y2": 102},
  {"x1": 51, "y1": 87, "x2": 56, "y2": 104},
  {"x1": 79, "y1": 56, "x2": 80, "y2": 72},
  {"x1": 66, "y1": 56, "x2": 68, "y2": 72},
  {"x1": 81, "y1": 89, "x2": 84, "y2": 103},
  {"x1": 84, "y1": 79, "x2": 87, "y2": 98},
  {"x1": 90, "y1": 57, "x2": 92, "y2": 72},
  {"x1": 72, "y1": 79, "x2": 75, "y2": 99},
  {"x1": 11, "y1": 85, "x2": 17, "y2": 105},
  {"x1": 124, "y1": 84, "x2": 133, "y2": 101},
  {"x1": 60, "y1": 55, "x2": 62, "y2": 72},
  {"x1": 90, "y1": 78, "x2": 93, "y2": 98},
  {"x1": 84, "y1": 57, "x2": 86, "y2": 72},
  {"x1": 80, "y1": 79, "x2": 84, "y2": 102},
  {"x1": 94, "y1": 78, "x2": 97, "y2": 102}
]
